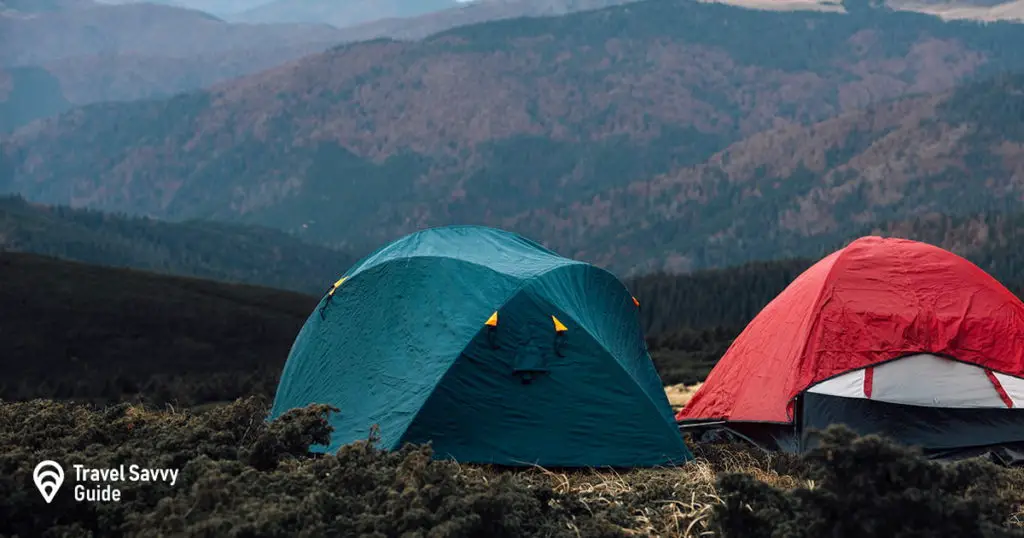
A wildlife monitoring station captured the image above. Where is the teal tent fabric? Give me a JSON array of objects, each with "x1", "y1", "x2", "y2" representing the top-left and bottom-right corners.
[{"x1": 269, "y1": 225, "x2": 692, "y2": 467}]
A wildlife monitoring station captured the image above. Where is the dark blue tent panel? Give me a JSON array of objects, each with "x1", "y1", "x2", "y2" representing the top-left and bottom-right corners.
[{"x1": 269, "y1": 225, "x2": 692, "y2": 467}]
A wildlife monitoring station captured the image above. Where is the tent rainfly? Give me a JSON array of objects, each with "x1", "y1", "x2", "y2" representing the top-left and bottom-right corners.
[
  {"x1": 678, "y1": 236, "x2": 1024, "y2": 463},
  {"x1": 270, "y1": 225, "x2": 692, "y2": 467}
]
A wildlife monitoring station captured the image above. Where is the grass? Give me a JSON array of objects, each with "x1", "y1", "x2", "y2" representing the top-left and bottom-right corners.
[
  {"x1": 665, "y1": 382, "x2": 704, "y2": 412},
  {"x1": 475, "y1": 444, "x2": 807, "y2": 537}
]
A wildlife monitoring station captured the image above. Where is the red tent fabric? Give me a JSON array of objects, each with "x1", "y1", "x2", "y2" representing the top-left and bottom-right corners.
[{"x1": 677, "y1": 236, "x2": 1024, "y2": 424}]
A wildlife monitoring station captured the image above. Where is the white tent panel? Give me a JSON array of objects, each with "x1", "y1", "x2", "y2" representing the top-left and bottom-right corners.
[
  {"x1": 870, "y1": 354, "x2": 1003, "y2": 408},
  {"x1": 806, "y1": 368, "x2": 865, "y2": 399},
  {"x1": 806, "y1": 353, "x2": 1023, "y2": 409},
  {"x1": 993, "y1": 372, "x2": 1024, "y2": 408}
]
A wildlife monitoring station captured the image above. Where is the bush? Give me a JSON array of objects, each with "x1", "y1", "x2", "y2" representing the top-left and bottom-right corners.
[
  {"x1": 0, "y1": 398, "x2": 634, "y2": 537},
  {"x1": 1, "y1": 399, "x2": 1021, "y2": 537},
  {"x1": 711, "y1": 425, "x2": 1024, "y2": 538}
]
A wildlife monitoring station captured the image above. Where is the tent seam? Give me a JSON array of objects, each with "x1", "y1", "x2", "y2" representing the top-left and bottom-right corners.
[
  {"x1": 785, "y1": 248, "x2": 847, "y2": 421},
  {"x1": 519, "y1": 264, "x2": 684, "y2": 436}
]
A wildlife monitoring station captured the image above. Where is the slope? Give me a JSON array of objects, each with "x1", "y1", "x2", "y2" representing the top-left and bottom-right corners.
[
  {"x1": 0, "y1": 251, "x2": 318, "y2": 405},
  {"x1": 4, "y1": 0, "x2": 1024, "y2": 258},
  {"x1": 0, "y1": 195, "x2": 355, "y2": 294},
  {"x1": 507, "y1": 71, "x2": 1024, "y2": 274}
]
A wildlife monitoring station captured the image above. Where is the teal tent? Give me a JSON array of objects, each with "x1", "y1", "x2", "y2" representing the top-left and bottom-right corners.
[{"x1": 269, "y1": 225, "x2": 692, "y2": 467}]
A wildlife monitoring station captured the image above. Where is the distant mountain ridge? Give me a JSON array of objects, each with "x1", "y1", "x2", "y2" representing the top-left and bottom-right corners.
[
  {"x1": 0, "y1": 0, "x2": 645, "y2": 132},
  {"x1": 0, "y1": 195, "x2": 355, "y2": 294},
  {"x1": 0, "y1": 0, "x2": 347, "y2": 131},
  {"x1": 92, "y1": 0, "x2": 271, "y2": 17},
  {"x1": 232, "y1": 0, "x2": 462, "y2": 27}
]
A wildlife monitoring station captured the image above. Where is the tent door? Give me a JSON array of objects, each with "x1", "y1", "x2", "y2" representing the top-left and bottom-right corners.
[{"x1": 512, "y1": 333, "x2": 550, "y2": 384}]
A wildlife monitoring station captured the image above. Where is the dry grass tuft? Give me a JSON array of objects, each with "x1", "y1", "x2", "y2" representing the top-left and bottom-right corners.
[
  {"x1": 456, "y1": 441, "x2": 810, "y2": 537},
  {"x1": 665, "y1": 382, "x2": 704, "y2": 410}
]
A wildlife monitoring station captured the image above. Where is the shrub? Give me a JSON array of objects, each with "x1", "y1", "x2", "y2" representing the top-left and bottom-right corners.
[
  {"x1": 1, "y1": 399, "x2": 1021, "y2": 537},
  {"x1": 711, "y1": 425, "x2": 1024, "y2": 538}
]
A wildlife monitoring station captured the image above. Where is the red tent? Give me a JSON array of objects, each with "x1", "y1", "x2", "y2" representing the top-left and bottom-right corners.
[{"x1": 678, "y1": 236, "x2": 1024, "y2": 459}]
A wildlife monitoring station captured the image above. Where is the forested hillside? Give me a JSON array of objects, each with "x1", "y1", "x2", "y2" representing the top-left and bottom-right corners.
[
  {"x1": 5, "y1": 0, "x2": 1024, "y2": 270},
  {"x1": 0, "y1": 195, "x2": 355, "y2": 293},
  {"x1": 520, "y1": 72, "x2": 1024, "y2": 274}
]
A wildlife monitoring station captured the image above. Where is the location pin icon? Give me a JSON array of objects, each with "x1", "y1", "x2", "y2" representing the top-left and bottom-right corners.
[{"x1": 33, "y1": 460, "x2": 64, "y2": 504}]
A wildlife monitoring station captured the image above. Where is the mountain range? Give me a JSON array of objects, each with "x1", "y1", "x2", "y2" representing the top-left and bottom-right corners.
[
  {"x1": 231, "y1": 0, "x2": 644, "y2": 32},
  {"x1": 0, "y1": 0, "x2": 650, "y2": 132},
  {"x1": 0, "y1": 0, "x2": 346, "y2": 131},
  {"x1": 10, "y1": 0, "x2": 1022, "y2": 134},
  {"x1": 90, "y1": 0, "x2": 272, "y2": 17},
  {"x1": 0, "y1": 1, "x2": 345, "y2": 67},
  {"x1": 4, "y1": 0, "x2": 1024, "y2": 276}
]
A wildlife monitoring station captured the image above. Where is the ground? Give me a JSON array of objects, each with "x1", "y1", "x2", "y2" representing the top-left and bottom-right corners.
[{"x1": 1, "y1": 397, "x2": 1022, "y2": 537}]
